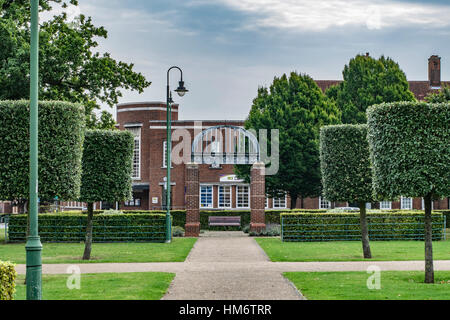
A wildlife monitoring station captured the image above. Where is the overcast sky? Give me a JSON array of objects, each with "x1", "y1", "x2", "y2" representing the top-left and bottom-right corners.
[{"x1": 67, "y1": 0, "x2": 450, "y2": 120}]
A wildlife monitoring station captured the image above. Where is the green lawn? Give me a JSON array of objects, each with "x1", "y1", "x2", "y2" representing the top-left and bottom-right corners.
[
  {"x1": 255, "y1": 237, "x2": 450, "y2": 262},
  {"x1": 284, "y1": 271, "x2": 450, "y2": 300},
  {"x1": 0, "y1": 238, "x2": 197, "y2": 264},
  {"x1": 14, "y1": 272, "x2": 174, "y2": 300}
]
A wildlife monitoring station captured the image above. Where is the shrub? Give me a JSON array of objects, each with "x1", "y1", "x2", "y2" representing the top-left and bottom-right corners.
[
  {"x1": 0, "y1": 261, "x2": 17, "y2": 300},
  {"x1": 8, "y1": 213, "x2": 167, "y2": 243},
  {"x1": 281, "y1": 212, "x2": 445, "y2": 242},
  {"x1": 249, "y1": 224, "x2": 281, "y2": 237},
  {"x1": 172, "y1": 226, "x2": 185, "y2": 237},
  {"x1": 0, "y1": 100, "x2": 85, "y2": 201}
]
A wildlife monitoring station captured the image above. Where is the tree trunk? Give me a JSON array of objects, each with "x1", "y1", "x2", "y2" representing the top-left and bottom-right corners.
[
  {"x1": 359, "y1": 201, "x2": 372, "y2": 259},
  {"x1": 290, "y1": 195, "x2": 297, "y2": 210},
  {"x1": 82, "y1": 202, "x2": 94, "y2": 260},
  {"x1": 424, "y1": 193, "x2": 434, "y2": 284}
]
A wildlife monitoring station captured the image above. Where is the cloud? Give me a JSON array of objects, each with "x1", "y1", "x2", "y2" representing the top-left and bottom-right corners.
[{"x1": 215, "y1": 0, "x2": 450, "y2": 32}]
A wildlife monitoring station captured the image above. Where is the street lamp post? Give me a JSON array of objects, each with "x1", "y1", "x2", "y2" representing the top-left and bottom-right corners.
[
  {"x1": 165, "y1": 67, "x2": 188, "y2": 243},
  {"x1": 25, "y1": 0, "x2": 42, "y2": 300}
]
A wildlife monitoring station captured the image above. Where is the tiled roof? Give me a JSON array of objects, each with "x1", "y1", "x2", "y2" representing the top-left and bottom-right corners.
[{"x1": 315, "y1": 80, "x2": 450, "y2": 101}]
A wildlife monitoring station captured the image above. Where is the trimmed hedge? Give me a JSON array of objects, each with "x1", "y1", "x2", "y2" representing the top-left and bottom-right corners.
[
  {"x1": 0, "y1": 100, "x2": 85, "y2": 201},
  {"x1": 281, "y1": 212, "x2": 446, "y2": 242},
  {"x1": 320, "y1": 124, "x2": 372, "y2": 202},
  {"x1": 367, "y1": 102, "x2": 450, "y2": 199},
  {"x1": 80, "y1": 130, "x2": 134, "y2": 203},
  {"x1": 86, "y1": 209, "x2": 327, "y2": 230},
  {"x1": 8, "y1": 214, "x2": 167, "y2": 243},
  {"x1": 0, "y1": 261, "x2": 16, "y2": 300}
]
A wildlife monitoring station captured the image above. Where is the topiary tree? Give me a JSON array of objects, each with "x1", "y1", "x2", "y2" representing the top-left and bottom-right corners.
[
  {"x1": 320, "y1": 124, "x2": 372, "y2": 258},
  {"x1": 80, "y1": 129, "x2": 134, "y2": 260},
  {"x1": 235, "y1": 72, "x2": 341, "y2": 208},
  {"x1": 327, "y1": 54, "x2": 415, "y2": 124},
  {"x1": 367, "y1": 102, "x2": 450, "y2": 283},
  {"x1": 0, "y1": 100, "x2": 85, "y2": 205}
]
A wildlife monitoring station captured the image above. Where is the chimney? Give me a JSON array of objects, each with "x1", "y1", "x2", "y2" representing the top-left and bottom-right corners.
[{"x1": 428, "y1": 55, "x2": 441, "y2": 88}]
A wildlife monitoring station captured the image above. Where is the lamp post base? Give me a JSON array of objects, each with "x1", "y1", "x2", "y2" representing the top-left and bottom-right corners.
[{"x1": 25, "y1": 235, "x2": 42, "y2": 300}]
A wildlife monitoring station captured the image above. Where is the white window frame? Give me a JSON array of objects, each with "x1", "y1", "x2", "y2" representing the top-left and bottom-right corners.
[
  {"x1": 200, "y1": 185, "x2": 214, "y2": 208},
  {"x1": 400, "y1": 197, "x2": 413, "y2": 210},
  {"x1": 236, "y1": 185, "x2": 250, "y2": 208},
  {"x1": 265, "y1": 196, "x2": 269, "y2": 209},
  {"x1": 273, "y1": 195, "x2": 287, "y2": 209},
  {"x1": 218, "y1": 185, "x2": 232, "y2": 209},
  {"x1": 379, "y1": 201, "x2": 392, "y2": 210},
  {"x1": 126, "y1": 127, "x2": 141, "y2": 180},
  {"x1": 319, "y1": 196, "x2": 331, "y2": 209}
]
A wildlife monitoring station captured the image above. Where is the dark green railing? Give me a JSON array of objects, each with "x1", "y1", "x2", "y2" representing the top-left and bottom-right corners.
[
  {"x1": 5, "y1": 214, "x2": 168, "y2": 243},
  {"x1": 281, "y1": 214, "x2": 446, "y2": 242}
]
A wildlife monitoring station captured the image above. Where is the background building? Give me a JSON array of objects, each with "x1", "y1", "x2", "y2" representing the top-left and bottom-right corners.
[{"x1": 1, "y1": 56, "x2": 448, "y2": 213}]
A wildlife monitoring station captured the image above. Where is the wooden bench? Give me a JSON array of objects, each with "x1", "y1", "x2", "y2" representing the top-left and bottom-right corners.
[{"x1": 208, "y1": 216, "x2": 241, "y2": 227}]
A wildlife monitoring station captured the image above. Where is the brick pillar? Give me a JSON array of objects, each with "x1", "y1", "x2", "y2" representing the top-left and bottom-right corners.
[
  {"x1": 250, "y1": 162, "x2": 266, "y2": 233},
  {"x1": 185, "y1": 163, "x2": 200, "y2": 237}
]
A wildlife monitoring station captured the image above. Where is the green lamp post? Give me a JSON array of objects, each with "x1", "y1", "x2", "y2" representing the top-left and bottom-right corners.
[
  {"x1": 25, "y1": 0, "x2": 42, "y2": 300},
  {"x1": 165, "y1": 66, "x2": 188, "y2": 243}
]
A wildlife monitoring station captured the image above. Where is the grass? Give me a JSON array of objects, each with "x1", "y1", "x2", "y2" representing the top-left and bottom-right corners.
[
  {"x1": 0, "y1": 238, "x2": 197, "y2": 264},
  {"x1": 14, "y1": 272, "x2": 175, "y2": 300},
  {"x1": 255, "y1": 235, "x2": 450, "y2": 262},
  {"x1": 284, "y1": 271, "x2": 450, "y2": 300}
]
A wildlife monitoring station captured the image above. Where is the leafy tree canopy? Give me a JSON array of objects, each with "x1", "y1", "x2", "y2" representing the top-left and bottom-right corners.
[
  {"x1": 425, "y1": 85, "x2": 450, "y2": 103},
  {"x1": 235, "y1": 72, "x2": 341, "y2": 208},
  {"x1": 0, "y1": 0, "x2": 151, "y2": 129},
  {"x1": 327, "y1": 54, "x2": 415, "y2": 124}
]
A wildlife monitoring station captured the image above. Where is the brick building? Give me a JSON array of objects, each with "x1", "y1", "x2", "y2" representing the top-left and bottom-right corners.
[
  {"x1": 114, "y1": 55, "x2": 449, "y2": 212},
  {"x1": 0, "y1": 55, "x2": 448, "y2": 213}
]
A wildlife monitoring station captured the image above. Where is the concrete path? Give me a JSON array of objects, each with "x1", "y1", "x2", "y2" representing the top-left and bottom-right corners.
[
  {"x1": 13, "y1": 231, "x2": 450, "y2": 300},
  {"x1": 162, "y1": 232, "x2": 303, "y2": 300}
]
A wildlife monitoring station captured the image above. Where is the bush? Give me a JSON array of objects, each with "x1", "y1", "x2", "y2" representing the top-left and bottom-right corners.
[
  {"x1": 0, "y1": 100, "x2": 85, "y2": 201},
  {"x1": 281, "y1": 212, "x2": 445, "y2": 242},
  {"x1": 249, "y1": 224, "x2": 281, "y2": 237},
  {"x1": 172, "y1": 226, "x2": 185, "y2": 237},
  {"x1": 0, "y1": 261, "x2": 16, "y2": 300},
  {"x1": 8, "y1": 213, "x2": 167, "y2": 243}
]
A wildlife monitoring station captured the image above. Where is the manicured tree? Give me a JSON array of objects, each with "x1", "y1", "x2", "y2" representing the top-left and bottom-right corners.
[
  {"x1": 367, "y1": 102, "x2": 450, "y2": 283},
  {"x1": 327, "y1": 54, "x2": 415, "y2": 124},
  {"x1": 320, "y1": 124, "x2": 372, "y2": 258},
  {"x1": 235, "y1": 72, "x2": 341, "y2": 208},
  {"x1": 0, "y1": 100, "x2": 85, "y2": 205},
  {"x1": 80, "y1": 130, "x2": 134, "y2": 260}
]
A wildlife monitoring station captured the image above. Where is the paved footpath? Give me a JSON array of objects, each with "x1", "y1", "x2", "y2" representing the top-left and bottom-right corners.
[{"x1": 14, "y1": 232, "x2": 450, "y2": 300}]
